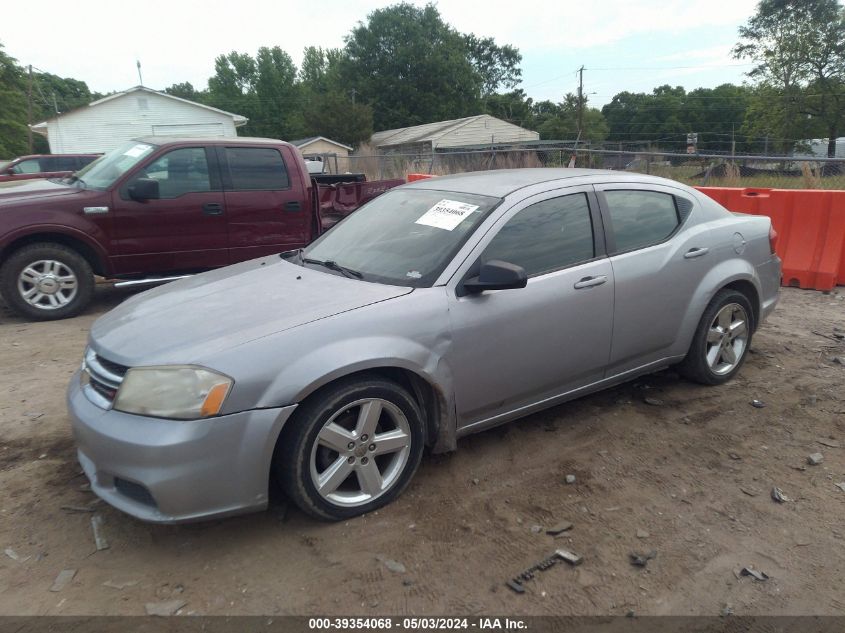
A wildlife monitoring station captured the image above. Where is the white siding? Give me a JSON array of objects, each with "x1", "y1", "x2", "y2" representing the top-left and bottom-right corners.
[
  {"x1": 372, "y1": 115, "x2": 539, "y2": 151},
  {"x1": 152, "y1": 123, "x2": 226, "y2": 137},
  {"x1": 434, "y1": 115, "x2": 539, "y2": 149},
  {"x1": 44, "y1": 92, "x2": 239, "y2": 153}
]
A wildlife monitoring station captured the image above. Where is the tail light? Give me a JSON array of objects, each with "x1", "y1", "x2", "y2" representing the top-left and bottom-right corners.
[{"x1": 768, "y1": 224, "x2": 778, "y2": 255}]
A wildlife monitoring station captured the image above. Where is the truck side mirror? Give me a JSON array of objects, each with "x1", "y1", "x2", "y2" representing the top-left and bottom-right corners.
[{"x1": 128, "y1": 178, "x2": 160, "y2": 201}]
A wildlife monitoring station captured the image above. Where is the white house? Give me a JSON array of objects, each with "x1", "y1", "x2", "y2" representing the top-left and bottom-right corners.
[
  {"x1": 370, "y1": 114, "x2": 539, "y2": 154},
  {"x1": 31, "y1": 86, "x2": 248, "y2": 154}
]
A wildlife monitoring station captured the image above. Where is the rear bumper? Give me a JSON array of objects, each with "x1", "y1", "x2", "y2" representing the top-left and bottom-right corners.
[
  {"x1": 757, "y1": 255, "x2": 782, "y2": 323},
  {"x1": 67, "y1": 372, "x2": 297, "y2": 523}
]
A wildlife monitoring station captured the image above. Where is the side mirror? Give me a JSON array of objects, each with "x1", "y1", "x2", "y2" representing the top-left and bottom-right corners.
[
  {"x1": 128, "y1": 178, "x2": 160, "y2": 201},
  {"x1": 463, "y1": 260, "x2": 527, "y2": 294},
  {"x1": 5, "y1": 167, "x2": 15, "y2": 176}
]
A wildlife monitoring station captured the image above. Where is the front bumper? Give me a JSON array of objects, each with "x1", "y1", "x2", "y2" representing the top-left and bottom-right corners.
[{"x1": 67, "y1": 372, "x2": 297, "y2": 523}]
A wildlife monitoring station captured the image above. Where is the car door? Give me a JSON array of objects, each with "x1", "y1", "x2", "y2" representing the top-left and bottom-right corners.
[
  {"x1": 110, "y1": 146, "x2": 229, "y2": 275},
  {"x1": 596, "y1": 184, "x2": 711, "y2": 375},
  {"x1": 219, "y1": 146, "x2": 312, "y2": 262},
  {"x1": 446, "y1": 188, "x2": 614, "y2": 430}
]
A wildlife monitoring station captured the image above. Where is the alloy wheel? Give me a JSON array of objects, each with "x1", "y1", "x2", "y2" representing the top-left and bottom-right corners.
[
  {"x1": 309, "y1": 398, "x2": 412, "y2": 507},
  {"x1": 705, "y1": 303, "x2": 749, "y2": 375},
  {"x1": 17, "y1": 260, "x2": 79, "y2": 310}
]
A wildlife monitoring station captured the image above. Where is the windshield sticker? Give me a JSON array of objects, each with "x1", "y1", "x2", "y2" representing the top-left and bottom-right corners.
[
  {"x1": 406, "y1": 270, "x2": 422, "y2": 279},
  {"x1": 123, "y1": 144, "x2": 151, "y2": 158},
  {"x1": 415, "y1": 199, "x2": 480, "y2": 231}
]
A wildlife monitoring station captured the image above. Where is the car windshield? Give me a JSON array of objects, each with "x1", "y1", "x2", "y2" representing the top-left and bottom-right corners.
[
  {"x1": 72, "y1": 141, "x2": 157, "y2": 190},
  {"x1": 300, "y1": 188, "x2": 501, "y2": 287}
]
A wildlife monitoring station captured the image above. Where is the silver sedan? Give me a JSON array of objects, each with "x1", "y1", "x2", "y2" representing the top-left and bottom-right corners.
[{"x1": 67, "y1": 169, "x2": 781, "y2": 522}]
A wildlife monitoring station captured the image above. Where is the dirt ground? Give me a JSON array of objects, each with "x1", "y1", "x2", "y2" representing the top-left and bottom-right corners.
[{"x1": 0, "y1": 285, "x2": 844, "y2": 617}]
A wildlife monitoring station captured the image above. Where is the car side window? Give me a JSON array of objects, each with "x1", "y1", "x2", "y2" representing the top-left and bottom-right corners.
[
  {"x1": 604, "y1": 190, "x2": 679, "y2": 253},
  {"x1": 481, "y1": 193, "x2": 595, "y2": 277},
  {"x1": 11, "y1": 158, "x2": 42, "y2": 174},
  {"x1": 225, "y1": 147, "x2": 290, "y2": 191},
  {"x1": 139, "y1": 148, "x2": 211, "y2": 199},
  {"x1": 53, "y1": 156, "x2": 80, "y2": 171}
]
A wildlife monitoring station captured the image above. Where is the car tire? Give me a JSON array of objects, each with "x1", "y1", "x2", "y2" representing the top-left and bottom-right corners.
[
  {"x1": 276, "y1": 375, "x2": 425, "y2": 521},
  {"x1": 678, "y1": 289, "x2": 754, "y2": 385},
  {"x1": 0, "y1": 243, "x2": 94, "y2": 321}
]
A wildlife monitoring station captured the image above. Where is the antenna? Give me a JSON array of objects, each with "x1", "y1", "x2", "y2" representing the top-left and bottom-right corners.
[{"x1": 136, "y1": 60, "x2": 143, "y2": 86}]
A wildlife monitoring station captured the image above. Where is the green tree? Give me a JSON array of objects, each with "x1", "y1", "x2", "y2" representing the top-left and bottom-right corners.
[
  {"x1": 340, "y1": 3, "x2": 519, "y2": 131},
  {"x1": 601, "y1": 85, "x2": 754, "y2": 153},
  {"x1": 535, "y1": 94, "x2": 608, "y2": 141},
  {"x1": 483, "y1": 89, "x2": 534, "y2": 128},
  {"x1": 299, "y1": 46, "x2": 373, "y2": 145},
  {"x1": 602, "y1": 87, "x2": 689, "y2": 149},
  {"x1": 734, "y1": 0, "x2": 845, "y2": 155},
  {"x1": 253, "y1": 46, "x2": 304, "y2": 139},
  {"x1": 206, "y1": 48, "x2": 305, "y2": 140},
  {"x1": 303, "y1": 91, "x2": 374, "y2": 146},
  {"x1": 206, "y1": 51, "x2": 258, "y2": 130},
  {"x1": 0, "y1": 43, "x2": 27, "y2": 157},
  {"x1": 164, "y1": 81, "x2": 204, "y2": 102},
  {"x1": 464, "y1": 34, "x2": 522, "y2": 96}
]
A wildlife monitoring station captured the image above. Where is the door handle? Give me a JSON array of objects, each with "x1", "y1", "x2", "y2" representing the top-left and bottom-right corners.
[
  {"x1": 283, "y1": 201, "x2": 302, "y2": 212},
  {"x1": 203, "y1": 202, "x2": 224, "y2": 216},
  {"x1": 574, "y1": 275, "x2": 608, "y2": 289},
  {"x1": 684, "y1": 247, "x2": 709, "y2": 259}
]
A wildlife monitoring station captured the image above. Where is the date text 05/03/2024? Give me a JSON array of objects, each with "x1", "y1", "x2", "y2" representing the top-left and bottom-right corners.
[{"x1": 307, "y1": 617, "x2": 527, "y2": 630}]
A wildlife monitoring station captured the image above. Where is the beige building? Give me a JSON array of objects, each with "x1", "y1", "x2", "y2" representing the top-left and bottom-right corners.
[
  {"x1": 370, "y1": 114, "x2": 539, "y2": 154},
  {"x1": 291, "y1": 137, "x2": 353, "y2": 172}
]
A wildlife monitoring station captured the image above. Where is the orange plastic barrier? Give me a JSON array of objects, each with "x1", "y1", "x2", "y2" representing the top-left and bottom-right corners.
[
  {"x1": 406, "y1": 173, "x2": 435, "y2": 182},
  {"x1": 696, "y1": 187, "x2": 845, "y2": 291}
]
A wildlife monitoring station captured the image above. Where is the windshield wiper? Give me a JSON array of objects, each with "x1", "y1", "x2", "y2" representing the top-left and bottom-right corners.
[{"x1": 302, "y1": 257, "x2": 363, "y2": 279}]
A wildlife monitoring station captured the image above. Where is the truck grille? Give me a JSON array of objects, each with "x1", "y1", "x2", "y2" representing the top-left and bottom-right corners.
[{"x1": 82, "y1": 348, "x2": 128, "y2": 409}]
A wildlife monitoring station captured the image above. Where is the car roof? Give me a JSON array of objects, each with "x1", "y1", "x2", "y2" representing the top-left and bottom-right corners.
[
  {"x1": 134, "y1": 136, "x2": 289, "y2": 147},
  {"x1": 11, "y1": 153, "x2": 100, "y2": 160},
  {"x1": 401, "y1": 168, "x2": 684, "y2": 198}
]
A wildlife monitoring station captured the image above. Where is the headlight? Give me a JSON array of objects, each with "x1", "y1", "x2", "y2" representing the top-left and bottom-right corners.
[{"x1": 113, "y1": 366, "x2": 233, "y2": 420}]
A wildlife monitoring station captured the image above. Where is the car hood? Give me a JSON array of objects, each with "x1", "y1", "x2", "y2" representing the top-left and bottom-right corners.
[
  {"x1": 90, "y1": 256, "x2": 414, "y2": 366},
  {"x1": 0, "y1": 178, "x2": 82, "y2": 204}
]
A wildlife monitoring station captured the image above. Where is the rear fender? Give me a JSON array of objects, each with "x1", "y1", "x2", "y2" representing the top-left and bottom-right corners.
[{"x1": 673, "y1": 258, "x2": 761, "y2": 357}]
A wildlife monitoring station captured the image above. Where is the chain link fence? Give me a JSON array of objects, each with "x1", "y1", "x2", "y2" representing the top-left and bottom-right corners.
[{"x1": 315, "y1": 147, "x2": 845, "y2": 190}]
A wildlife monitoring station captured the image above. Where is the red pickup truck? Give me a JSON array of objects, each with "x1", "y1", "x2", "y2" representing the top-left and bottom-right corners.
[{"x1": 0, "y1": 137, "x2": 403, "y2": 320}]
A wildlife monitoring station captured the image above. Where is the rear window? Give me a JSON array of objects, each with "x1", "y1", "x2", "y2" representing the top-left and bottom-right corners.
[
  {"x1": 604, "y1": 190, "x2": 680, "y2": 253},
  {"x1": 225, "y1": 147, "x2": 289, "y2": 191}
]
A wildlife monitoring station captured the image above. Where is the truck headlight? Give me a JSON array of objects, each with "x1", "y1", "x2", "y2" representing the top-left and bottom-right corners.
[{"x1": 113, "y1": 366, "x2": 233, "y2": 420}]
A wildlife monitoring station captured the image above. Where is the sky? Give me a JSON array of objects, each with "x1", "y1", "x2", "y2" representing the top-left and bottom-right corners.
[{"x1": 1, "y1": 0, "x2": 760, "y2": 108}]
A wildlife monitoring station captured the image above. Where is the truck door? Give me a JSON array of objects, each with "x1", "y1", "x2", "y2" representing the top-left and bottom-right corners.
[
  {"x1": 218, "y1": 145, "x2": 312, "y2": 262},
  {"x1": 110, "y1": 146, "x2": 229, "y2": 275}
]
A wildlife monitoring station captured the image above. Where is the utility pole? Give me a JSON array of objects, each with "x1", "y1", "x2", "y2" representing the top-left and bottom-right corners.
[
  {"x1": 350, "y1": 88, "x2": 357, "y2": 107},
  {"x1": 731, "y1": 124, "x2": 736, "y2": 158},
  {"x1": 577, "y1": 65, "x2": 584, "y2": 140},
  {"x1": 27, "y1": 65, "x2": 33, "y2": 153}
]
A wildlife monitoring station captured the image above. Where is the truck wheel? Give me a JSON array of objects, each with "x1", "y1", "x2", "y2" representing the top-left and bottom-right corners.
[
  {"x1": 0, "y1": 243, "x2": 94, "y2": 321},
  {"x1": 677, "y1": 289, "x2": 754, "y2": 385},
  {"x1": 276, "y1": 375, "x2": 425, "y2": 521}
]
